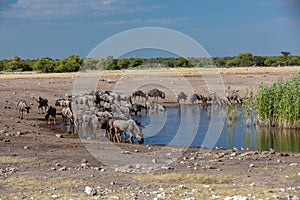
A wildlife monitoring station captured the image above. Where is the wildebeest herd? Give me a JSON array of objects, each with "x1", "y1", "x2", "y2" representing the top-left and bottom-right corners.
[{"x1": 15, "y1": 87, "x2": 242, "y2": 144}]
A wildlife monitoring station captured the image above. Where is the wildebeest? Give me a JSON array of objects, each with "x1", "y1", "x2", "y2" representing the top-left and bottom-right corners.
[
  {"x1": 190, "y1": 93, "x2": 208, "y2": 105},
  {"x1": 190, "y1": 93, "x2": 201, "y2": 104},
  {"x1": 207, "y1": 92, "x2": 222, "y2": 106},
  {"x1": 16, "y1": 100, "x2": 31, "y2": 119},
  {"x1": 82, "y1": 114, "x2": 99, "y2": 138},
  {"x1": 55, "y1": 98, "x2": 71, "y2": 108},
  {"x1": 145, "y1": 101, "x2": 165, "y2": 113},
  {"x1": 132, "y1": 90, "x2": 147, "y2": 101},
  {"x1": 177, "y1": 91, "x2": 188, "y2": 104},
  {"x1": 108, "y1": 92, "x2": 132, "y2": 106},
  {"x1": 226, "y1": 89, "x2": 243, "y2": 105},
  {"x1": 36, "y1": 96, "x2": 48, "y2": 114},
  {"x1": 129, "y1": 103, "x2": 143, "y2": 115},
  {"x1": 61, "y1": 107, "x2": 73, "y2": 124},
  {"x1": 112, "y1": 119, "x2": 144, "y2": 144},
  {"x1": 45, "y1": 106, "x2": 56, "y2": 124},
  {"x1": 147, "y1": 88, "x2": 165, "y2": 102}
]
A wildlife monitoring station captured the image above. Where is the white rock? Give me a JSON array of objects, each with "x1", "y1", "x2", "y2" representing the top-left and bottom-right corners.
[
  {"x1": 224, "y1": 196, "x2": 249, "y2": 200},
  {"x1": 55, "y1": 134, "x2": 63, "y2": 138},
  {"x1": 178, "y1": 185, "x2": 186, "y2": 189},
  {"x1": 85, "y1": 186, "x2": 97, "y2": 196}
]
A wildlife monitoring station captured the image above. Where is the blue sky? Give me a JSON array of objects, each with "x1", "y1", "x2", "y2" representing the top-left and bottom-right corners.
[{"x1": 0, "y1": 0, "x2": 300, "y2": 59}]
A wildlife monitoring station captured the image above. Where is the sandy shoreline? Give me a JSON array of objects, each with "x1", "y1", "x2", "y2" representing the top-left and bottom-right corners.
[{"x1": 1, "y1": 66, "x2": 299, "y2": 79}]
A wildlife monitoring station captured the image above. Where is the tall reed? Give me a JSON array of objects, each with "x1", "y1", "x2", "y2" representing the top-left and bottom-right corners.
[{"x1": 255, "y1": 72, "x2": 300, "y2": 128}]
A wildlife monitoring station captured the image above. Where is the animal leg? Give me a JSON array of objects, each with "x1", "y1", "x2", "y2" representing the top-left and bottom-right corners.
[{"x1": 128, "y1": 133, "x2": 133, "y2": 143}]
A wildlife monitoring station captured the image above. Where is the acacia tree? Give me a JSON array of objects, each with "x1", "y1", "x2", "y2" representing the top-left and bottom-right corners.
[
  {"x1": 235, "y1": 52, "x2": 254, "y2": 66},
  {"x1": 33, "y1": 57, "x2": 55, "y2": 72}
]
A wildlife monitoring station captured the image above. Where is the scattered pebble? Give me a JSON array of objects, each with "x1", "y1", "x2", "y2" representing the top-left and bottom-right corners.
[
  {"x1": 55, "y1": 134, "x2": 63, "y2": 138},
  {"x1": 85, "y1": 186, "x2": 97, "y2": 196}
]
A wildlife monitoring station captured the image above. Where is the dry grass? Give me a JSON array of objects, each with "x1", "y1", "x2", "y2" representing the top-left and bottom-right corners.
[
  {"x1": 132, "y1": 172, "x2": 232, "y2": 185},
  {"x1": 0, "y1": 176, "x2": 92, "y2": 200},
  {"x1": 1, "y1": 66, "x2": 299, "y2": 80},
  {"x1": 0, "y1": 156, "x2": 39, "y2": 163}
]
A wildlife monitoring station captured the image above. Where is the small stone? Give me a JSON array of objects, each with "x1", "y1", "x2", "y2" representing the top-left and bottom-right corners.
[
  {"x1": 55, "y1": 134, "x2": 63, "y2": 138},
  {"x1": 249, "y1": 164, "x2": 254, "y2": 168},
  {"x1": 178, "y1": 185, "x2": 186, "y2": 189},
  {"x1": 81, "y1": 159, "x2": 88, "y2": 163},
  {"x1": 120, "y1": 151, "x2": 130, "y2": 154},
  {"x1": 152, "y1": 159, "x2": 157, "y2": 163},
  {"x1": 289, "y1": 163, "x2": 298, "y2": 166},
  {"x1": 250, "y1": 182, "x2": 255, "y2": 187},
  {"x1": 230, "y1": 152, "x2": 237, "y2": 156},
  {"x1": 24, "y1": 146, "x2": 29, "y2": 150},
  {"x1": 58, "y1": 166, "x2": 67, "y2": 171},
  {"x1": 85, "y1": 186, "x2": 97, "y2": 196}
]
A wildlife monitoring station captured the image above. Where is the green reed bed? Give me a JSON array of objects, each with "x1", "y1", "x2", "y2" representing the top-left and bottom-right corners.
[{"x1": 255, "y1": 72, "x2": 300, "y2": 128}]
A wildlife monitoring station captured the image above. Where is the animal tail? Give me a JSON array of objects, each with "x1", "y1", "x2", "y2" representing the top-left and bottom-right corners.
[{"x1": 129, "y1": 96, "x2": 132, "y2": 104}]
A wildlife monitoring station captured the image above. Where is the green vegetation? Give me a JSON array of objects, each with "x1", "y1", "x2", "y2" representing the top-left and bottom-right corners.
[
  {"x1": 1, "y1": 51, "x2": 300, "y2": 72},
  {"x1": 255, "y1": 73, "x2": 300, "y2": 128}
]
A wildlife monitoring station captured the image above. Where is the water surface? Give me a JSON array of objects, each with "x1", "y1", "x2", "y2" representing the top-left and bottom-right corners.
[{"x1": 136, "y1": 106, "x2": 300, "y2": 152}]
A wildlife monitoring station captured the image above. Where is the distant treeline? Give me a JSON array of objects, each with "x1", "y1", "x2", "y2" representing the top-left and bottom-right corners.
[{"x1": 1, "y1": 51, "x2": 300, "y2": 73}]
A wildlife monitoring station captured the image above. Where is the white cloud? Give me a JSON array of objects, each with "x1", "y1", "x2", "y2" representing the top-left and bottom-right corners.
[
  {"x1": 100, "y1": 17, "x2": 187, "y2": 27},
  {"x1": 0, "y1": 0, "x2": 156, "y2": 20}
]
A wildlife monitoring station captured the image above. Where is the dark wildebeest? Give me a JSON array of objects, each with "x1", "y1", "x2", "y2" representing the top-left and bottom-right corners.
[
  {"x1": 177, "y1": 91, "x2": 188, "y2": 104},
  {"x1": 147, "y1": 88, "x2": 165, "y2": 102},
  {"x1": 190, "y1": 93, "x2": 208, "y2": 106},
  {"x1": 16, "y1": 100, "x2": 31, "y2": 119},
  {"x1": 132, "y1": 90, "x2": 147, "y2": 101},
  {"x1": 129, "y1": 103, "x2": 143, "y2": 115},
  {"x1": 36, "y1": 96, "x2": 48, "y2": 114},
  {"x1": 45, "y1": 106, "x2": 56, "y2": 124}
]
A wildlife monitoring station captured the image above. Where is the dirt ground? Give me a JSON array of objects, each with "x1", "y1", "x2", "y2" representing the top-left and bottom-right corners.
[{"x1": 0, "y1": 67, "x2": 299, "y2": 200}]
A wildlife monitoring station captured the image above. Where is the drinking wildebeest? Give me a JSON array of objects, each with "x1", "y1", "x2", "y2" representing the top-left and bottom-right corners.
[
  {"x1": 177, "y1": 91, "x2": 188, "y2": 104},
  {"x1": 128, "y1": 103, "x2": 143, "y2": 115},
  {"x1": 36, "y1": 96, "x2": 48, "y2": 114},
  {"x1": 45, "y1": 106, "x2": 56, "y2": 124},
  {"x1": 207, "y1": 92, "x2": 223, "y2": 107},
  {"x1": 16, "y1": 100, "x2": 31, "y2": 119},
  {"x1": 112, "y1": 119, "x2": 144, "y2": 144},
  {"x1": 190, "y1": 93, "x2": 208, "y2": 105},
  {"x1": 147, "y1": 88, "x2": 165, "y2": 102},
  {"x1": 226, "y1": 89, "x2": 243, "y2": 105}
]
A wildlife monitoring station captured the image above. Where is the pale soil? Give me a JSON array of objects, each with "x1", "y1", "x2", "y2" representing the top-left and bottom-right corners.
[{"x1": 0, "y1": 67, "x2": 299, "y2": 199}]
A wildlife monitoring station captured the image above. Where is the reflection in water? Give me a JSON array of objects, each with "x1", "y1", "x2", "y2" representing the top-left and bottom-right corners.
[
  {"x1": 57, "y1": 105, "x2": 299, "y2": 152},
  {"x1": 256, "y1": 128, "x2": 300, "y2": 152},
  {"x1": 140, "y1": 106, "x2": 300, "y2": 152}
]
